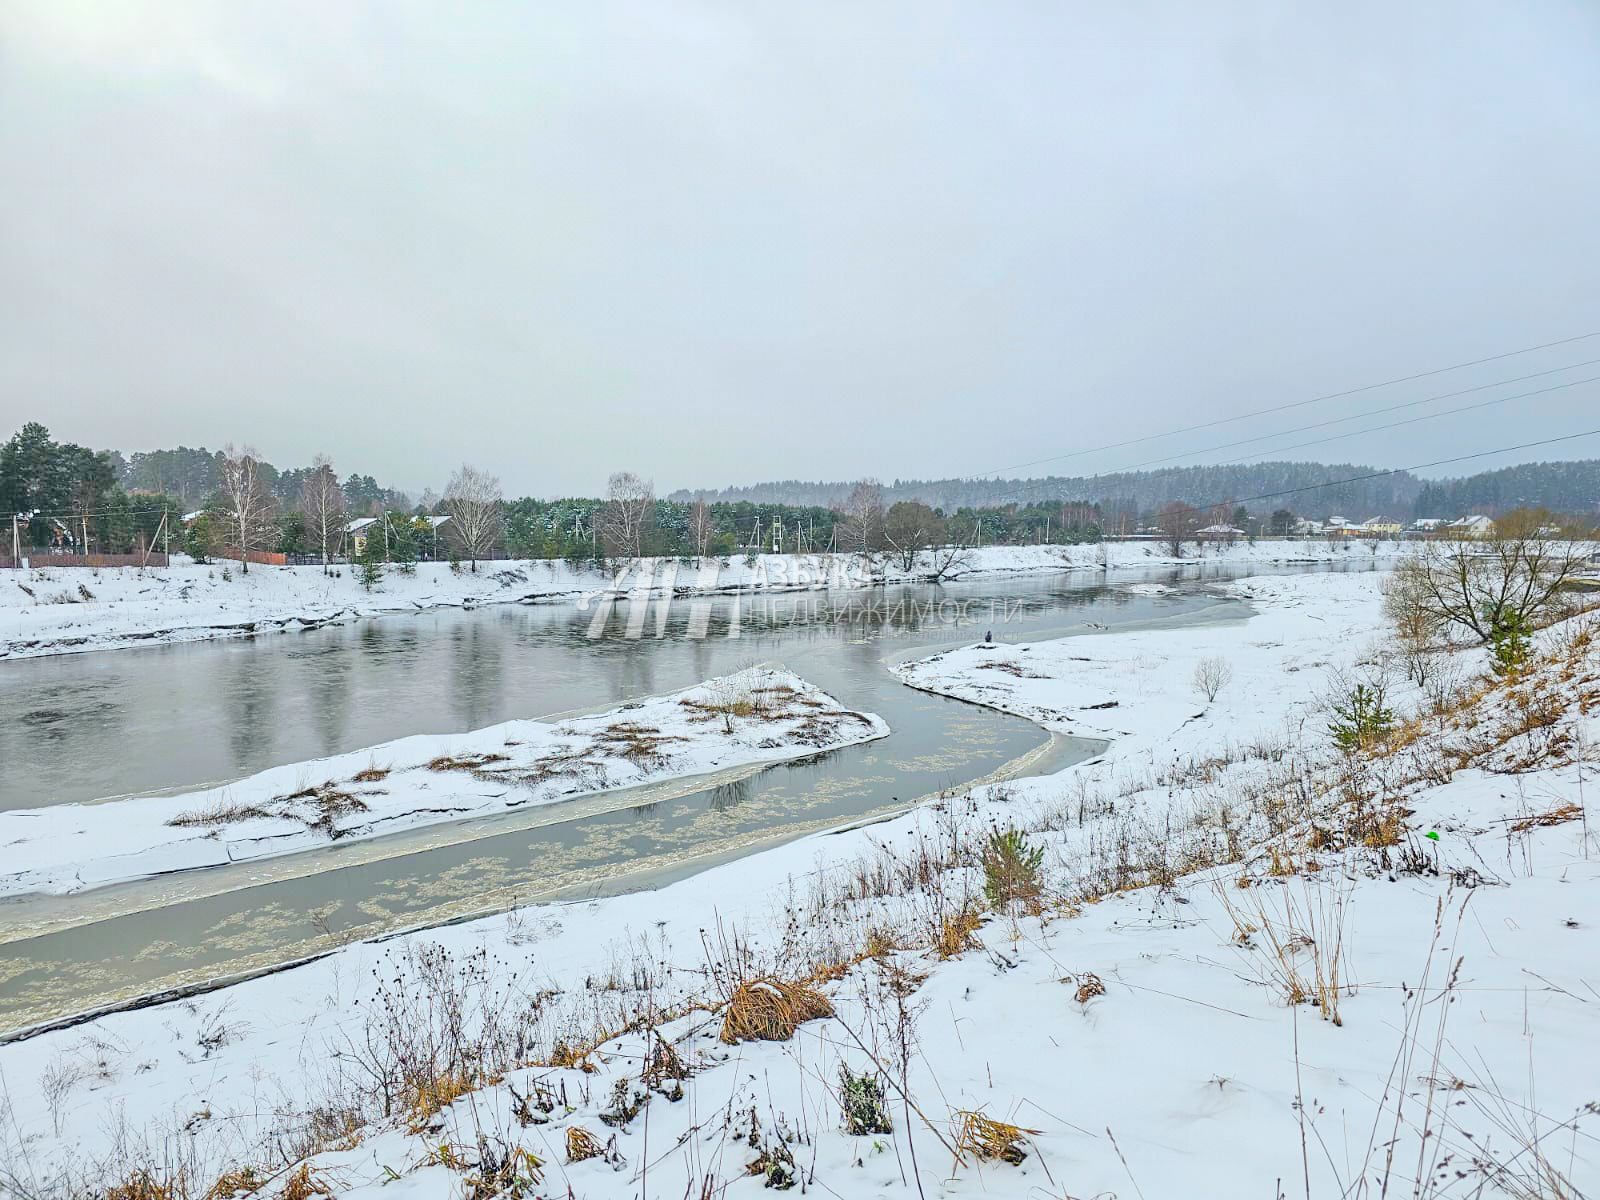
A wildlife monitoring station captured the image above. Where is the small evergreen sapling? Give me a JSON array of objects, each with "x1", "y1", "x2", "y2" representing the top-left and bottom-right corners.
[
  {"x1": 981, "y1": 828, "x2": 1045, "y2": 910},
  {"x1": 1488, "y1": 610, "x2": 1532, "y2": 676},
  {"x1": 1327, "y1": 681, "x2": 1394, "y2": 752},
  {"x1": 357, "y1": 533, "x2": 385, "y2": 592}
]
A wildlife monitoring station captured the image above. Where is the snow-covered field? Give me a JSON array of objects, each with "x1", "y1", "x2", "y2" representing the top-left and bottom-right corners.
[
  {"x1": 4, "y1": 567, "x2": 1597, "y2": 1200},
  {"x1": 0, "y1": 539, "x2": 1404, "y2": 660},
  {"x1": 0, "y1": 668, "x2": 886, "y2": 900}
]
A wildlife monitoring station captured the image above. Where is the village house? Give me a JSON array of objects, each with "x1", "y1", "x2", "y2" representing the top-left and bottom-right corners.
[
  {"x1": 1446, "y1": 514, "x2": 1496, "y2": 538},
  {"x1": 346, "y1": 514, "x2": 453, "y2": 559}
]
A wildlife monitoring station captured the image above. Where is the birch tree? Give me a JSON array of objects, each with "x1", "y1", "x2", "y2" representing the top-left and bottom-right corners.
[
  {"x1": 837, "y1": 479, "x2": 885, "y2": 558},
  {"x1": 300, "y1": 455, "x2": 344, "y2": 574},
  {"x1": 688, "y1": 495, "x2": 714, "y2": 560},
  {"x1": 443, "y1": 464, "x2": 502, "y2": 572},
  {"x1": 218, "y1": 443, "x2": 276, "y2": 573},
  {"x1": 600, "y1": 471, "x2": 653, "y2": 559}
]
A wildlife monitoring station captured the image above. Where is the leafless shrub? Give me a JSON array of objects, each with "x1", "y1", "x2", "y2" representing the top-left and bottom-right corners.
[
  {"x1": 325, "y1": 943, "x2": 542, "y2": 1125},
  {"x1": 38, "y1": 1054, "x2": 89, "y2": 1137},
  {"x1": 1193, "y1": 655, "x2": 1234, "y2": 702},
  {"x1": 1398, "y1": 514, "x2": 1594, "y2": 645}
]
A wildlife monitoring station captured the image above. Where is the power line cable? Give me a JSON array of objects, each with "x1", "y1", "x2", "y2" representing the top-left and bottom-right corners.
[
  {"x1": 1078, "y1": 359, "x2": 1600, "y2": 478},
  {"x1": 988, "y1": 371, "x2": 1600, "y2": 509},
  {"x1": 1208, "y1": 377, "x2": 1600, "y2": 469},
  {"x1": 972, "y1": 328, "x2": 1600, "y2": 479},
  {"x1": 1167, "y1": 427, "x2": 1600, "y2": 516}
]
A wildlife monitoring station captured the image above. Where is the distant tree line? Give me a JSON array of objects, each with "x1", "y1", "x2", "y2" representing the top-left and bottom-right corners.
[
  {"x1": 669, "y1": 459, "x2": 1600, "y2": 523},
  {"x1": 0, "y1": 424, "x2": 415, "y2": 561},
  {"x1": 1413, "y1": 459, "x2": 1600, "y2": 520},
  {"x1": 7, "y1": 422, "x2": 1597, "y2": 571}
]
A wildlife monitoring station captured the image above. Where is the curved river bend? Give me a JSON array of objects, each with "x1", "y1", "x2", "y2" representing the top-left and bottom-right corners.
[{"x1": 0, "y1": 565, "x2": 1327, "y2": 1033}]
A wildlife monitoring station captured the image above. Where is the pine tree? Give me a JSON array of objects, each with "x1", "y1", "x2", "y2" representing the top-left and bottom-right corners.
[{"x1": 357, "y1": 528, "x2": 385, "y2": 592}]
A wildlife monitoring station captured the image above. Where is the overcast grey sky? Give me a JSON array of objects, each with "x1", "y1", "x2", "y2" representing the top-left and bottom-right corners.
[{"x1": 3, "y1": 1, "x2": 1599, "y2": 497}]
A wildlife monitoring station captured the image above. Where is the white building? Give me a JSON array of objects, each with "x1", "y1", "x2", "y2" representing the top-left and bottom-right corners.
[{"x1": 1446, "y1": 515, "x2": 1495, "y2": 538}]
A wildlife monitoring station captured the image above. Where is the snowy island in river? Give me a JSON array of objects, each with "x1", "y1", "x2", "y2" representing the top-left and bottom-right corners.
[{"x1": 0, "y1": 667, "x2": 887, "y2": 899}]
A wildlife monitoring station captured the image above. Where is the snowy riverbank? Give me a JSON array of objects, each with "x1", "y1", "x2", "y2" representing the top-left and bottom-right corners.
[
  {"x1": 5, "y1": 567, "x2": 1595, "y2": 1199},
  {"x1": 0, "y1": 668, "x2": 887, "y2": 900},
  {"x1": 0, "y1": 539, "x2": 1404, "y2": 660},
  {"x1": 894, "y1": 571, "x2": 1389, "y2": 752}
]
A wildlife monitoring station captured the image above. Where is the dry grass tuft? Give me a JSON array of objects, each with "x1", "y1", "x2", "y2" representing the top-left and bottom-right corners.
[
  {"x1": 934, "y1": 908, "x2": 982, "y2": 959},
  {"x1": 351, "y1": 765, "x2": 390, "y2": 783},
  {"x1": 168, "y1": 796, "x2": 272, "y2": 827},
  {"x1": 106, "y1": 1171, "x2": 180, "y2": 1200},
  {"x1": 1508, "y1": 801, "x2": 1585, "y2": 833},
  {"x1": 863, "y1": 926, "x2": 899, "y2": 959},
  {"x1": 719, "y1": 976, "x2": 834, "y2": 1044},
  {"x1": 1073, "y1": 972, "x2": 1106, "y2": 1004},
  {"x1": 590, "y1": 721, "x2": 687, "y2": 767},
  {"x1": 279, "y1": 1163, "x2": 332, "y2": 1200},
  {"x1": 566, "y1": 1126, "x2": 604, "y2": 1163},
  {"x1": 205, "y1": 1167, "x2": 265, "y2": 1199},
  {"x1": 406, "y1": 1069, "x2": 480, "y2": 1133},
  {"x1": 952, "y1": 1109, "x2": 1039, "y2": 1165},
  {"x1": 426, "y1": 751, "x2": 511, "y2": 773},
  {"x1": 1217, "y1": 877, "x2": 1351, "y2": 1025},
  {"x1": 544, "y1": 1039, "x2": 600, "y2": 1072},
  {"x1": 169, "y1": 780, "x2": 372, "y2": 839},
  {"x1": 427, "y1": 1140, "x2": 543, "y2": 1200}
]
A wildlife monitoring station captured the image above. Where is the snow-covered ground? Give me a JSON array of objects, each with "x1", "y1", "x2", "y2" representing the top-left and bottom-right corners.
[
  {"x1": 4, "y1": 567, "x2": 1596, "y2": 1200},
  {"x1": 0, "y1": 668, "x2": 887, "y2": 900},
  {"x1": 0, "y1": 539, "x2": 1404, "y2": 660},
  {"x1": 893, "y1": 572, "x2": 1382, "y2": 751}
]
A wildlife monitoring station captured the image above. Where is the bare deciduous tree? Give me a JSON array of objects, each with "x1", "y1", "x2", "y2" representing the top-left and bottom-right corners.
[
  {"x1": 1157, "y1": 502, "x2": 1197, "y2": 559},
  {"x1": 883, "y1": 500, "x2": 943, "y2": 572},
  {"x1": 218, "y1": 443, "x2": 276, "y2": 573},
  {"x1": 688, "y1": 496, "x2": 714, "y2": 560},
  {"x1": 836, "y1": 479, "x2": 885, "y2": 559},
  {"x1": 443, "y1": 464, "x2": 502, "y2": 573},
  {"x1": 300, "y1": 455, "x2": 344, "y2": 575},
  {"x1": 1391, "y1": 508, "x2": 1593, "y2": 644},
  {"x1": 600, "y1": 471, "x2": 654, "y2": 559},
  {"x1": 927, "y1": 512, "x2": 978, "y2": 581}
]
